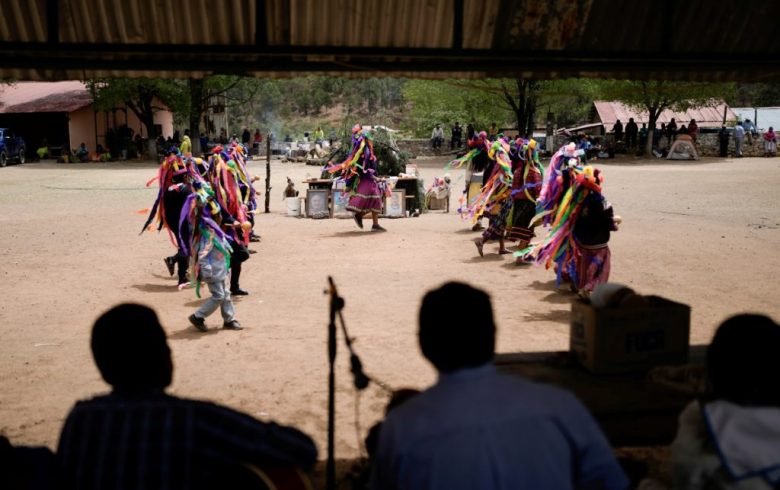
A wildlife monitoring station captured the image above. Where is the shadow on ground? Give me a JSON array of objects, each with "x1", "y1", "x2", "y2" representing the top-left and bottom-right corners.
[
  {"x1": 326, "y1": 230, "x2": 380, "y2": 238},
  {"x1": 521, "y1": 309, "x2": 570, "y2": 324},
  {"x1": 131, "y1": 283, "x2": 179, "y2": 293},
  {"x1": 168, "y1": 327, "x2": 220, "y2": 340},
  {"x1": 462, "y1": 254, "x2": 506, "y2": 263}
]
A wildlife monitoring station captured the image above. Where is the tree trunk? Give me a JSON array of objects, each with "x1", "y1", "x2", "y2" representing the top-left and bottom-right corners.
[
  {"x1": 147, "y1": 139, "x2": 158, "y2": 160},
  {"x1": 505, "y1": 79, "x2": 538, "y2": 137},
  {"x1": 645, "y1": 110, "x2": 658, "y2": 157},
  {"x1": 189, "y1": 78, "x2": 204, "y2": 155},
  {"x1": 524, "y1": 84, "x2": 538, "y2": 137}
]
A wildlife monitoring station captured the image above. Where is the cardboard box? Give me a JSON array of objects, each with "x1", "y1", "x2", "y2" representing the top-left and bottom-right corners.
[
  {"x1": 427, "y1": 197, "x2": 448, "y2": 210},
  {"x1": 570, "y1": 296, "x2": 690, "y2": 374}
]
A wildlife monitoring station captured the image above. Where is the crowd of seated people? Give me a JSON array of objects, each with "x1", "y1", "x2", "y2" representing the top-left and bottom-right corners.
[{"x1": 2, "y1": 286, "x2": 779, "y2": 490}]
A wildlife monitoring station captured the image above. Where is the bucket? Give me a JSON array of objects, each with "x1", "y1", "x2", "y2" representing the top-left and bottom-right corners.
[{"x1": 286, "y1": 196, "x2": 301, "y2": 217}]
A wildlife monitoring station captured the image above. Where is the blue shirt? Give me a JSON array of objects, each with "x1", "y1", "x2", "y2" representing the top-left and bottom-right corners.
[{"x1": 372, "y1": 364, "x2": 628, "y2": 490}]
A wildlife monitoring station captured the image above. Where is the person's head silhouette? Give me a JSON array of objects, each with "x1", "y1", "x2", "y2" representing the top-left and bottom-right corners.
[
  {"x1": 91, "y1": 304, "x2": 172, "y2": 392},
  {"x1": 419, "y1": 282, "x2": 495, "y2": 373},
  {"x1": 708, "y1": 314, "x2": 780, "y2": 407}
]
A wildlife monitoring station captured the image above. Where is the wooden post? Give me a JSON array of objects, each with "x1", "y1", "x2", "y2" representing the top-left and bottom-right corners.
[{"x1": 265, "y1": 136, "x2": 271, "y2": 213}]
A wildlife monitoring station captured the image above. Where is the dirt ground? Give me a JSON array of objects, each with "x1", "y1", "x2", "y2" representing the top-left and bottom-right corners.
[{"x1": 1, "y1": 154, "x2": 779, "y2": 463}]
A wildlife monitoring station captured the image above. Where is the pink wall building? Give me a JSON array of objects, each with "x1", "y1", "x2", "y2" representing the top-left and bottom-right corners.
[{"x1": 0, "y1": 81, "x2": 174, "y2": 156}]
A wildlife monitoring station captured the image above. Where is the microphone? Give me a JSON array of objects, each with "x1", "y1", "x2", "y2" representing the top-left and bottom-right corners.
[
  {"x1": 350, "y1": 353, "x2": 370, "y2": 391},
  {"x1": 327, "y1": 276, "x2": 369, "y2": 391}
]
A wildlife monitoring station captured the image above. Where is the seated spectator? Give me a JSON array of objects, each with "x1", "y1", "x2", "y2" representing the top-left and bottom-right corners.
[
  {"x1": 576, "y1": 133, "x2": 590, "y2": 151},
  {"x1": 36, "y1": 146, "x2": 49, "y2": 160},
  {"x1": 596, "y1": 137, "x2": 612, "y2": 159},
  {"x1": 58, "y1": 303, "x2": 317, "y2": 490},
  {"x1": 36, "y1": 138, "x2": 49, "y2": 161},
  {"x1": 75, "y1": 143, "x2": 89, "y2": 162},
  {"x1": 95, "y1": 144, "x2": 111, "y2": 162},
  {"x1": 577, "y1": 134, "x2": 599, "y2": 159},
  {"x1": 667, "y1": 314, "x2": 780, "y2": 490},
  {"x1": 372, "y1": 282, "x2": 627, "y2": 490}
]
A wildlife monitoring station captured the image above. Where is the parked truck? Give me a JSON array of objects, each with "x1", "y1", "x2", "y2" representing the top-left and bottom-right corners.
[{"x1": 0, "y1": 128, "x2": 26, "y2": 167}]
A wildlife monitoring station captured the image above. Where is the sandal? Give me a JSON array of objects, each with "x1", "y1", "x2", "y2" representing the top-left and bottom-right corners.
[{"x1": 474, "y1": 238, "x2": 484, "y2": 257}]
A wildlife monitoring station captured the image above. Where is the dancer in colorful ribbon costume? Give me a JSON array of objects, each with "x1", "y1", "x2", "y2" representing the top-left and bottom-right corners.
[
  {"x1": 141, "y1": 148, "x2": 201, "y2": 288},
  {"x1": 326, "y1": 124, "x2": 387, "y2": 232},
  {"x1": 448, "y1": 131, "x2": 491, "y2": 231},
  {"x1": 507, "y1": 138, "x2": 544, "y2": 263},
  {"x1": 227, "y1": 142, "x2": 261, "y2": 242},
  {"x1": 465, "y1": 136, "x2": 514, "y2": 256},
  {"x1": 571, "y1": 171, "x2": 621, "y2": 296},
  {"x1": 181, "y1": 180, "x2": 243, "y2": 331},
  {"x1": 516, "y1": 143, "x2": 621, "y2": 295},
  {"x1": 207, "y1": 146, "x2": 252, "y2": 295}
]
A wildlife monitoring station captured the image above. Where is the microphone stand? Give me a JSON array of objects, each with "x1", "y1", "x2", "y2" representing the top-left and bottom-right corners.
[{"x1": 326, "y1": 276, "x2": 369, "y2": 490}]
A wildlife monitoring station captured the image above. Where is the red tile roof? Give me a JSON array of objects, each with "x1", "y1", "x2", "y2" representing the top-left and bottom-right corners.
[{"x1": 0, "y1": 81, "x2": 92, "y2": 114}]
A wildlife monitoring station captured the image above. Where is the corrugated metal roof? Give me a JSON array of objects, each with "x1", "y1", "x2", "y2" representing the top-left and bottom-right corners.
[
  {"x1": 593, "y1": 101, "x2": 736, "y2": 128},
  {"x1": 0, "y1": 81, "x2": 92, "y2": 113},
  {"x1": 732, "y1": 107, "x2": 780, "y2": 133},
  {"x1": 0, "y1": 0, "x2": 778, "y2": 81}
]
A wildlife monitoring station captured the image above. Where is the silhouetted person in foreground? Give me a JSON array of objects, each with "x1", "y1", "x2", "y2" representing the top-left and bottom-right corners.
[
  {"x1": 0, "y1": 435, "x2": 57, "y2": 490},
  {"x1": 668, "y1": 314, "x2": 780, "y2": 489},
  {"x1": 372, "y1": 282, "x2": 628, "y2": 490},
  {"x1": 57, "y1": 303, "x2": 316, "y2": 490}
]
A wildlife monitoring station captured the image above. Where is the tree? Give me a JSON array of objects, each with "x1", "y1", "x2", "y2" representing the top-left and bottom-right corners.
[
  {"x1": 499, "y1": 79, "x2": 539, "y2": 137},
  {"x1": 87, "y1": 78, "x2": 187, "y2": 157},
  {"x1": 403, "y1": 80, "x2": 512, "y2": 138},
  {"x1": 595, "y1": 80, "x2": 735, "y2": 156},
  {"x1": 403, "y1": 78, "x2": 596, "y2": 139}
]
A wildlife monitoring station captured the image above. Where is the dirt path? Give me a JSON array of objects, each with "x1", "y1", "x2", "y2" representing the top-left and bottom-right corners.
[{"x1": 1, "y1": 155, "x2": 779, "y2": 460}]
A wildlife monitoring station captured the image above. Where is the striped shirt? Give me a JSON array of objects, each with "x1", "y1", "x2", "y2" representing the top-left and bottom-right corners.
[{"x1": 58, "y1": 391, "x2": 317, "y2": 490}]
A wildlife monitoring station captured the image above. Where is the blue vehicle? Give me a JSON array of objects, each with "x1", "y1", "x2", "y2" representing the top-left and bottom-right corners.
[{"x1": 0, "y1": 128, "x2": 26, "y2": 167}]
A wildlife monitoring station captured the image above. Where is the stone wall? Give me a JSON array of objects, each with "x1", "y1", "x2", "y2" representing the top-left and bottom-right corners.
[
  {"x1": 695, "y1": 133, "x2": 766, "y2": 157},
  {"x1": 550, "y1": 133, "x2": 768, "y2": 158},
  {"x1": 401, "y1": 134, "x2": 773, "y2": 159},
  {"x1": 397, "y1": 139, "x2": 462, "y2": 157}
]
